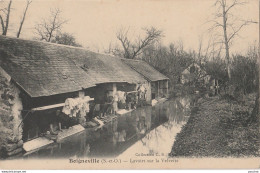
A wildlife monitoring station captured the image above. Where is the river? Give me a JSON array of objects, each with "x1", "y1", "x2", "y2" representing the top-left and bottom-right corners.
[{"x1": 23, "y1": 97, "x2": 191, "y2": 159}]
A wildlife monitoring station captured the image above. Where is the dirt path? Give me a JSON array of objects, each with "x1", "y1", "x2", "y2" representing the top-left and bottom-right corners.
[{"x1": 169, "y1": 94, "x2": 259, "y2": 157}]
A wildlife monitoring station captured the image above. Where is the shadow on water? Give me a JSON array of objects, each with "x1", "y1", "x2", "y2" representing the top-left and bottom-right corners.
[{"x1": 23, "y1": 97, "x2": 192, "y2": 159}]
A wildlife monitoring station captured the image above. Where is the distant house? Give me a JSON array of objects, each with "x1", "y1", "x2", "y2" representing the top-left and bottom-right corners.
[
  {"x1": 180, "y1": 63, "x2": 211, "y2": 85},
  {"x1": 122, "y1": 59, "x2": 169, "y2": 101}
]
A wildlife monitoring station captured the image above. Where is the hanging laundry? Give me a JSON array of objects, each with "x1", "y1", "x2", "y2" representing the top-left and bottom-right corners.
[
  {"x1": 118, "y1": 130, "x2": 126, "y2": 142},
  {"x1": 80, "y1": 102, "x2": 90, "y2": 117},
  {"x1": 117, "y1": 91, "x2": 126, "y2": 103},
  {"x1": 83, "y1": 96, "x2": 91, "y2": 102},
  {"x1": 112, "y1": 94, "x2": 119, "y2": 113},
  {"x1": 62, "y1": 96, "x2": 93, "y2": 118},
  {"x1": 139, "y1": 85, "x2": 146, "y2": 93},
  {"x1": 62, "y1": 98, "x2": 78, "y2": 116},
  {"x1": 71, "y1": 107, "x2": 79, "y2": 118},
  {"x1": 138, "y1": 84, "x2": 147, "y2": 100},
  {"x1": 117, "y1": 91, "x2": 126, "y2": 109}
]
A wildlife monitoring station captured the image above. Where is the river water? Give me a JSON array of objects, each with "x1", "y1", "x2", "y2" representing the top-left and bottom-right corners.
[{"x1": 23, "y1": 97, "x2": 191, "y2": 159}]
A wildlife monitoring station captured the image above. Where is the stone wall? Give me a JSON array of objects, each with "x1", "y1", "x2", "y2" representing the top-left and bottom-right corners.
[{"x1": 0, "y1": 73, "x2": 23, "y2": 158}]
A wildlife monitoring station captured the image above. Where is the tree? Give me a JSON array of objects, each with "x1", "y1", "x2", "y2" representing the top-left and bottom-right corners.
[
  {"x1": 258, "y1": 0, "x2": 260, "y2": 118},
  {"x1": 0, "y1": 0, "x2": 12, "y2": 35},
  {"x1": 210, "y1": 0, "x2": 257, "y2": 80},
  {"x1": 51, "y1": 32, "x2": 82, "y2": 47},
  {"x1": 35, "y1": 8, "x2": 67, "y2": 42},
  {"x1": 141, "y1": 41, "x2": 193, "y2": 85},
  {"x1": 17, "y1": 0, "x2": 32, "y2": 38},
  {"x1": 231, "y1": 55, "x2": 258, "y2": 94},
  {"x1": 113, "y1": 27, "x2": 163, "y2": 59}
]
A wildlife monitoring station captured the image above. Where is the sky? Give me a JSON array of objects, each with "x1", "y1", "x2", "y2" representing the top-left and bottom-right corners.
[{"x1": 3, "y1": 0, "x2": 259, "y2": 55}]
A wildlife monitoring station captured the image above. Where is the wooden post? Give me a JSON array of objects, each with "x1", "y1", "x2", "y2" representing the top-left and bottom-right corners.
[
  {"x1": 136, "y1": 84, "x2": 138, "y2": 104},
  {"x1": 147, "y1": 82, "x2": 152, "y2": 103},
  {"x1": 166, "y1": 80, "x2": 169, "y2": 98},
  {"x1": 157, "y1": 81, "x2": 160, "y2": 99},
  {"x1": 216, "y1": 79, "x2": 219, "y2": 95},
  {"x1": 79, "y1": 90, "x2": 85, "y2": 98},
  {"x1": 113, "y1": 83, "x2": 117, "y2": 96}
]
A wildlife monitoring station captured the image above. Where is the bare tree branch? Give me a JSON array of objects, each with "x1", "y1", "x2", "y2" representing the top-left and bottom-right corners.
[
  {"x1": 0, "y1": 15, "x2": 4, "y2": 33},
  {"x1": 225, "y1": 0, "x2": 247, "y2": 14},
  {"x1": 209, "y1": 0, "x2": 258, "y2": 80},
  {"x1": 17, "y1": 0, "x2": 32, "y2": 38},
  {"x1": 116, "y1": 27, "x2": 131, "y2": 58},
  {"x1": 227, "y1": 20, "x2": 257, "y2": 44},
  {"x1": 0, "y1": 0, "x2": 12, "y2": 35},
  {"x1": 34, "y1": 8, "x2": 68, "y2": 42},
  {"x1": 114, "y1": 26, "x2": 163, "y2": 59}
]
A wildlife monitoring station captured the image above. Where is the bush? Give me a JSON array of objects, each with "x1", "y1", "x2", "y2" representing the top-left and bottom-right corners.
[
  {"x1": 231, "y1": 55, "x2": 258, "y2": 95},
  {"x1": 220, "y1": 105, "x2": 250, "y2": 129}
]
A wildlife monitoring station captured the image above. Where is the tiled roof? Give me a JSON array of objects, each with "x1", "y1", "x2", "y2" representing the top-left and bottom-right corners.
[
  {"x1": 122, "y1": 59, "x2": 169, "y2": 82},
  {"x1": 0, "y1": 36, "x2": 145, "y2": 97},
  {"x1": 68, "y1": 50, "x2": 146, "y2": 84}
]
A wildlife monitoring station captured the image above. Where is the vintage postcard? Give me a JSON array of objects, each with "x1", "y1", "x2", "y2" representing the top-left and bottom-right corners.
[{"x1": 0, "y1": 0, "x2": 259, "y2": 170}]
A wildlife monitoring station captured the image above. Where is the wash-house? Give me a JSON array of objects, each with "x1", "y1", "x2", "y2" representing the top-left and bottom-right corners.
[
  {"x1": 0, "y1": 36, "x2": 169, "y2": 157},
  {"x1": 0, "y1": 36, "x2": 150, "y2": 157},
  {"x1": 122, "y1": 59, "x2": 169, "y2": 102}
]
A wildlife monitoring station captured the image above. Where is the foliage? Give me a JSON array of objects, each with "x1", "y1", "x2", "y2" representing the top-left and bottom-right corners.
[
  {"x1": 230, "y1": 54, "x2": 258, "y2": 94},
  {"x1": 51, "y1": 32, "x2": 82, "y2": 47},
  {"x1": 203, "y1": 44, "x2": 258, "y2": 96},
  {"x1": 204, "y1": 57, "x2": 229, "y2": 92},
  {"x1": 141, "y1": 42, "x2": 194, "y2": 87}
]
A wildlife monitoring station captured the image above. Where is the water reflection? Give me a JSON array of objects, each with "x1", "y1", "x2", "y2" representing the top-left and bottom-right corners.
[{"x1": 23, "y1": 97, "x2": 191, "y2": 159}]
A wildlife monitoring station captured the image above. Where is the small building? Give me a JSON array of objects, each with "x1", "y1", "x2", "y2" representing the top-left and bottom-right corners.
[
  {"x1": 180, "y1": 63, "x2": 211, "y2": 85},
  {"x1": 122, "y1": 59, "x2": 169, "y2": 102}
]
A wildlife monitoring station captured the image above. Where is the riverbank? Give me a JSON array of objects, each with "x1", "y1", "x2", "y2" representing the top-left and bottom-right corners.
[{"x1": 170, "y1": 93, "x2": 259, "y2": 157}]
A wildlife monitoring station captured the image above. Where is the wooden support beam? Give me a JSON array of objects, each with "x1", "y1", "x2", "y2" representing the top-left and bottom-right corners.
[
  {"x1": 31, "y1": 103, "x2": 65, "y2": 111},
  {"x1": 166, "y1": 80, "x2": 169, "y2": 98},
  {"x1": 157, "y1": 81, "x2": 160, "y2": 99},
  {"x1": 31, "y1": 98, "x2": 94, "y2": 111},
  {"x1": 126, "y1": 91, "x2": 138, "y2": 94}
]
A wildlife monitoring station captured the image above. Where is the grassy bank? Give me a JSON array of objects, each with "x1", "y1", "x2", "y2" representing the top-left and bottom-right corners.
[
  {"x1": 169, "y1": 93, "x2": 259, "y2": 157},
  {"x1": 169, "y1": 83, "x2": 208, "y2": 98}
]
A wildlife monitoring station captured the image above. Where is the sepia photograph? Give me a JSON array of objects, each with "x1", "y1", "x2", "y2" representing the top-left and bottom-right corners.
[{"x1": 0, "y1": 0, "x2": 259, "y2": 170}]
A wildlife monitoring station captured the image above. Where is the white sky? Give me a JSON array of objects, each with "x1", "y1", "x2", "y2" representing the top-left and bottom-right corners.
[{"x1": 4, "y1": 0, "x2": 259, "y2": 55}]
